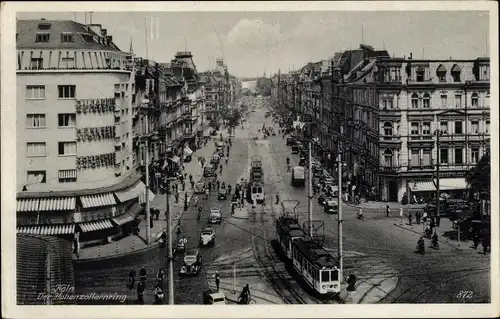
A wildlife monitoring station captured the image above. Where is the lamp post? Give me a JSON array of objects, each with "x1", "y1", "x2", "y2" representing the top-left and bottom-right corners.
[{"x1": 434, "y1": 129, "x2": 444, "y2": 231}]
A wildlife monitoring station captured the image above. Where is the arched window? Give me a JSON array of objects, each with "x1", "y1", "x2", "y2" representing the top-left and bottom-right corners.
[
  {"x1": 471, "y1": 93, "x2": 479, "y2": 108},
  {"x1": 451, "y1": 64, "x2": 462, "y2": 82},
  {"x1": 383, "y1": 149, "x2": 393, "y2": 166},
  {"x1": 423, "y1": 93, "x2": 431, "y2": 108},
  {"x1": 411, "y1": 93, "x2": 419, "y2": 109},
  {"x1": 383, "y1": 122, "x2": 393, "y2": 139},
  {"x1": 436, "y1": 64, "x2": 447, "y2": 82}
]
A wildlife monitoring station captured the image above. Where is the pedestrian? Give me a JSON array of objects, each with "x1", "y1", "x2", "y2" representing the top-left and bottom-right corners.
[
  {"x1": 156, "y1": 208, "x2": 160, "y2": 221},
  {"x1": 436, "y1": 215, "x2": 441, "y2": 227},
  {"x1": 399, "y1": 207, "x2": 404, "y2": 224},
  {"x1": 175, "y1": 192, "x2": 179, "y2": 203},
  {"x1": 482, "y1": 233, "x2": 490, "y2": 254},
  {"x1": 150, "y1": 214, "x2": 154, "y2": 228},
  {"x1": 216, "y1": 180, "x2": 220, "y2": 189},
  {"x1": 473, "y1": 233, "x2": 480, "y2": 249},
  {"x1": 213, "y1": 270, "x2": 220, "y2": 291},
  {"x1": 429, "y1": 218, "x2": 435, "y2": 235},
  {"x1": 182, "y1": 181, "x2": 185, "y2": 191},
  {"x1": 408, "y1": 212, "x2": 413, "y2": 226},
  {"x1": 386, "y1": 204, "x2": 391, "y2": 217},
  {"x1": 416, "y1": 210, "x2": 421, "y2": 224},
  {"x1": 276, "y1": 193, "x2": 280, "y2": 205},
  {"x1": 190, "y1": 180, "x2": 195, "y2": 189},
  {"x1": 189, "y1": 174, "x2": 193, "y2": 182}
]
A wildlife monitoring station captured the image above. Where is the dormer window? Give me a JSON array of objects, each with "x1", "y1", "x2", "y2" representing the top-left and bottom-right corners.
[
  {"x1": 451, "y1": 64, "x2": 461, "y2": 82},
  {"x1": 61, "y1": 33, "x2": 73, "y2": 43},
  {"x1": 436, "y1": 64, "x2": 447, "y2": 82},
  {"x1": 416, "y1": 67, "x2": 425, "y2": 82},
  {"x1": 35, "y1": 33, "x2": 50, "y2": 43},
  {"x1": 81, "y1": 34, "x2": 93, "y2": 43},
  {"x1": 38, "y1": 23, "x2": 51, "y2": 30}
]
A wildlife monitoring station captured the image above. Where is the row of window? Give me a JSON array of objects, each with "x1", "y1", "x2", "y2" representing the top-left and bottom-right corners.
[
  {"x1": 35, "y1": 32, "x2": 75, "y2": 43},
  {"x1": 25, "y1": 85, "x2": 76, "y2": 99},
  {"x1": 382, "y1": 120, "x2": 490, "y2": 137},
  {"x1": 26, "y1": 113, "x2": 76, "y2": 128},
  {"x1": 410, "y1": 93, "x2": 488, "y2": 109},
  {"x1": 26, "y1": 169, "x2": 77, "y2": 184},
  {"x1": 382, "y1": 147, "x2": 485, "y2": 167},
  {"x1": 26, "y1": 141, "x2": 77, "y2": 157}
]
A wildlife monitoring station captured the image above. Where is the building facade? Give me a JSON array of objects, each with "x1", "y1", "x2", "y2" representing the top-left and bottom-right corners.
[{"x1": 16, "y1": 19, "x2": 149, "y2": 246}]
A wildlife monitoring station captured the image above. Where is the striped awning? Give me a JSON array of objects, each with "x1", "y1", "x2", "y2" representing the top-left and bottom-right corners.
[
  {"x1": 114, "y1": 182, "x2": 146, "y2": 203},
  {"x1": 17, "y1": 199, "x2": 40, "y2": 212},
  {"x1": 80, "y1": 193, "x2": 116, "y2": 208},
  {"x1": 17, "y1": 224, "x2": 75, "y2": 235},
  {"x1": 410, "y1": 181, "x2": 436, "y2": 192},
  {"x1": 112, "y1": 203, "x2": 142, "y2": 226},
  {"x1": 39, "y1": 197, "x2": 76, "y2": 211},
  {"x1": 78, "y1": 219, "x2": 114, "y2": 233},
  {"x1": 138, "y1": 189, "x2": 155, "y2": 205},
  {"x1": 437, "y1": 178, "x2": 468, "y2": 191}
]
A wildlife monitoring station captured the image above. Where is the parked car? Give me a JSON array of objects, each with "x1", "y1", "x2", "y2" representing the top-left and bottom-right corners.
[
  {"x1": 317, "y1": 194, "x2": 332, "y2": 206},
  {"x1": 204, "y1": 165, "x2": 216, "y2": 177},
  {"x1": 218, "y1": 185, "x2": 228, "y2": 200},
  {"x1": 194, "y1": 181, "x2": 206, "y2": 194},
  {"x1": 203, "y1": 290, "x2": 227, "y2": 305},
  {"x1": 199, "y1": 227, "x2": 216, "y2": 247},
  {"x1": 286, "y1": 137, "x2": 296, "y2": 146},
  {"x1": 180, "y1": 250, "x2": 202, "y2": 276},
  {"x1": 324, "y1": 200, "x2": 338, "y2": 214},
  {"x1": 208, "y1": 208, "x2": 222, "y2": 224}
]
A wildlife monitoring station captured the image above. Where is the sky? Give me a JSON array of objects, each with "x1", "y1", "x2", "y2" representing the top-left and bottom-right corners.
[{"x1": 16, "y1": 11, "x2": 490, "y2": 78}]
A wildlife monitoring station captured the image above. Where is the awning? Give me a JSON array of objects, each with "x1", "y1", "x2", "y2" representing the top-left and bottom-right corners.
[
  {"x1": 410, "y1": 181, "x2": 436, "y2": 192},
  {"x1": 17, "y1": 199, "x2": 40, "y2": 212},
  {"x1": 168, "y1": 155, "x2": 180, "y2": 163},
  {"x1": 39, "y1": 197, "x2": 76, "y2": 211},
  {"x1": 17, "y1": 224, "x2": 75, "y2": 235},
  {"x1": 114, "y1": 182, "x2": 146, "y2": 203},
  {"x1": 184, "y1": 147, "x2": 193, "y2": 157},
  {"x1": 79, "y1": 219, "x2": 114, "y2": 233},
  {"x1": 436, "y1": 178, "x2": 468, "y2": 191},
  {"x1": 138, "y1": 189, "x2": 155, "y2": 205},
  {"x1": 80, "y1": 193, "x2": 116, "y2": 208},
  {"x1": 112, "y1": 203, "x2": 142, "y2": 226}
]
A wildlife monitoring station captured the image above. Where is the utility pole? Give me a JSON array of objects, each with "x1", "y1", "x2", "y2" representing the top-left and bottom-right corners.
[
  {"x1": 308, "y1": 138, "x2": 313, "y2": 238},
  {"x1": 337, "y1": 125, "x2": 344, "y2": 283},
  {"x1": 435, "y1": 130, "x2": 441, "y2": 230},
  {"x1": 166, "y1": 176, "x2": 174, "y2": 305},
  {"x1": 144, "y1": 140, "x2": 151, "y2": 245}
]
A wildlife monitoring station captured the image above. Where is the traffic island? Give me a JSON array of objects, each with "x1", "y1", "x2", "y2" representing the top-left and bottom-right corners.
[{"x1": 231, "y1": 206, "x2": 249, "y2": 219}]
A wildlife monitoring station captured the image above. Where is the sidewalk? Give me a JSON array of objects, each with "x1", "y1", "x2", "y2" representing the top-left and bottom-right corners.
[{"x1": 76, "y1": 135, "x2": 218, "y2": 261}]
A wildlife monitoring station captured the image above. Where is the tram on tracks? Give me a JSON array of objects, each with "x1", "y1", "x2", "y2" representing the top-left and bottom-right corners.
[
  {"x1": 247, "y1": 155, "x2": 265, "y2": 204},
  {"x1": 275, "y1": 200, "x2": 341, "y2": 295}
]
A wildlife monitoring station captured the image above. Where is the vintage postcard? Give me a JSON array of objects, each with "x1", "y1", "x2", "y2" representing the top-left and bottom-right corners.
[{"x1": 1, "y1": 1, "x2": 498, "y2": 318}]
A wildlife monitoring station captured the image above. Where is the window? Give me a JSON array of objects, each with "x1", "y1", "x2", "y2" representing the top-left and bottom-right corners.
[
  {"x1": 436, "y1": 65, "x2": 447, "y2": 82},
  {"x1": 62, "y1": 57, "x2": 75, "y2": 69},
  {"x1": 61, "y1": 33, "x2": 74, "y2": 42},
  {"x1": 440, "y1": 94, "x2": 447, "y2": 108},
  {"x1": 384, "y1": 149, "x2": 393, "y2": 166},
  {"x1": 454, "y1": 121, "x2": 463, "y2": 134},
  {"x1": 422, "y1": 149, "x2": 431, "y2": 166},
  {"x1": 82, "y1": 34, "x2": 94, "y2": 42},
  {"x1": 58, "y1": 169, "x2": 77, "y2": 183},
  {"x1": 455, "y1": 148, "x2": 463, "y2": 164},
  {"x1": 26, "y1": 142, "x2": 46, "y2": 157},
  {"x1": 471, "y1": 148, "x2": 479, "y2": 164},
  {"x1": 485, "y1": 120, "x2": 490, "y2": 133},
  {"x1": 58, "y1": 141, "x2": 77, "y2": 156},
  {"x1": 30, "y1": 58, "x2": 43, "y2": 70},
  {"x1": 416, "y1": 68, "x2": 425, "y2": 82},
  {"x1": 411, "y1": 149, "x2": 420, "y2": 166},
  {"x1": 35, "y1": 33, "x2": 50, "y2": 42},
  {"x1": 440, "y1": 148, "x2": 448, "y2": 164},
  {"x1": 423, "y1": 93, "x2": 431, "y2": 108},
  {"x1": 422, "y1": 122, "x2": 431, "y2": 138},
  {"x1": 26, "y1": 114, "x2": 46, "y2": 128},
  {"x1": 455, "y1": 94, "x2": 462, "y2": 108},
  {"x1": 451, "y1": 64, "x2": 461, "y2": 82},
  {"x1": 471, "y1": 93, "x2": 479, "y2": 108},
  {"x1": 411, "y1": 93, "x2": 419, "y2": 108},
  {"x1": 410, "y1": 122, "x2": 419, "y2": 138},
  {"x1": 321, "y1": 270, "x2": 330, "y2": 282},
  {"x1": 27, "y1": 170, "x2": 46, "y2": 184},
  {"x1": 25, "y1": 85, "x2": 45, "y2": 99},
  {"x1": 58, "y1": 85, "x2": 76, "y2": 99},
  {"x1": 58, "y1": 113, "x2": 76, "y2": 127},
  {"x1": 440, "y1": 121, "x2": 448, "y2": 134},
  {"x1": 38, "y1": 23, "x2": 51, "y2": 30},
  {"x1": 470, "y1": 120, "x2": 479, "y2": 134}
]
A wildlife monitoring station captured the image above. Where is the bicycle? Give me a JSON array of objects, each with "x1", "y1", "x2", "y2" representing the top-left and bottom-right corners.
[{"x1": 237, "y1": 295, "x2": 256, "y2": 304}]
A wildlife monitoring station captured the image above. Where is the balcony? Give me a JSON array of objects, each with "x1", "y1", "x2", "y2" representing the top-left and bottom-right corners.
[{"x1": 379, "y1": 166, "x2": 401, "y2": 175}]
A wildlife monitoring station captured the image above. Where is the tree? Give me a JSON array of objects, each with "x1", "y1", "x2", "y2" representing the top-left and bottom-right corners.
[{"x1": 465, "y1": 152, "x2": 490, "y2": 200}]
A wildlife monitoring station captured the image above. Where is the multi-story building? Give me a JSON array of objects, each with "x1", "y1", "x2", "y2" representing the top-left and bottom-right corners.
[
  {"x1": 199, "y1": 58, "x2": 231, "y2": 125},
  {"x1": 16, "y1": 19, "x2": 146, "y2": 246}
]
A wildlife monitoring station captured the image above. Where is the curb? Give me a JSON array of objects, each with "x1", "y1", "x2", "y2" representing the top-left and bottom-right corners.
[
  {"x1": 393, "y1": 223, "x2": 464, "y2": 251},
  {"x1": 74, "y1": 195, "x2": 194, "y2": 262},
  {"x1": 230, "y1": 213, "x2": 249, "y2": 220}
]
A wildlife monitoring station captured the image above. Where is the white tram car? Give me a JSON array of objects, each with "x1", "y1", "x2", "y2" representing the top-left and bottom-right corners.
[
  {"x1": 291, "y1": 238, "x2": 341, "y2": 294},
  {"x1": 276, "y1": 216, "x2": 303, "y2": 260},
  {"x1": 247, "y1": 180, "x2": 265, "y2": 204}
]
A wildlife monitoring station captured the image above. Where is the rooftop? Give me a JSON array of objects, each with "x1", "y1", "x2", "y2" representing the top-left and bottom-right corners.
[{"x1": 17, "y1": 19, "x2": 121, "y2": 52}]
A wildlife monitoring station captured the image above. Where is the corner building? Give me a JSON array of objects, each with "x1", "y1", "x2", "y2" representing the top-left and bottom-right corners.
[{"x1": 16, "y1": 19, "x2": 147, "y2": 247}]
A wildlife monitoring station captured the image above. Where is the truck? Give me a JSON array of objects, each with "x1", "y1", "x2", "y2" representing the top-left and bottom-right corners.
[{"x1": 291, "y1": 166, "x2": 305, "y2": 187}]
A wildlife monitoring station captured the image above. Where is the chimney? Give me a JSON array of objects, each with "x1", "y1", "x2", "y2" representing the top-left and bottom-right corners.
[
  {"x1": 88, "y1": 24, "x2": 103, "y2": 36},
  {"x1": 409, "y1": 52, "x2": 413, "y2": 60},
  {"x1": 101, "y1": 29, "x2": 107, "y2": 37}
]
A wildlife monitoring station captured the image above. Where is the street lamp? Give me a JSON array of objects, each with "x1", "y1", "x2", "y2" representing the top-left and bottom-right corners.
[{"x1": 434, "y1": 129, "x2": 444, "y2": 230}]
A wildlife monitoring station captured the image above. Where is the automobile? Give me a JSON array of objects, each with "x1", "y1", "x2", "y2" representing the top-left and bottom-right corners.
[
  {"x1": 317, "y1": 194, "x2": 332, "y2": 206},
  {"x1": 204, "y1": 165, "x2": 216, "y2": 177},
  {"x1": 176, "y1": 237, "x2": 187, "y2": 253},
  {"x1": 210, "y1": 130, "x2": 218, "y2": 136},
  {"x1": 180, "y1": 250, "x2": 202, "y2": 276},
  {"x1": 324, "y1": 200, "x2": 338, "y2": 214},
  {"x1": 208, "y1": 208, "x2": 222, "y2": 224},
  {"x1": 325, "y1": 185, "x2": 339, "y2": 197},
  {"x1": 286, "y1": 137, "x2": 296, "y2": 146},
  {"x1": 210, "y1": 154, "x2": 220, "y2": 165},
  {"x1": 322, "y1": 177, "x2": 335, "y2": 190},
  {"x1": 218, "y1": 186, "x2": 228, "y2": 200},
  {"x1": 291, "y1": 145, "x2": 299, "y2": 154},
  {"x1": 199, "y1": 227, "x2": 216, "y2": 247},
  {"x1": 194, "y1": 181, "x2": 206, "y2": 194},
  {"x1": 203, "y1": 289, "x2": 227, "y2": 305}
]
